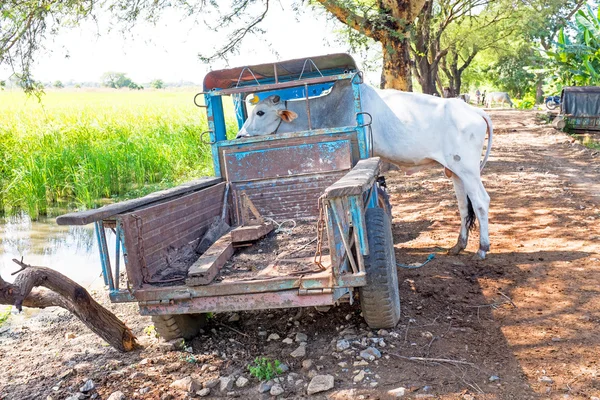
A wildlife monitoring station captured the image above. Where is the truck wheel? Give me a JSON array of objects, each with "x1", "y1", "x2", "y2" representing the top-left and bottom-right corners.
[
  {"x1": 151, "y1": 314, "x2": 206, "y2": 341},
  {"x1": 359, "y1": 208, "x2": 401, "y2": 329},
  {"x1": 377, "y1": 186, "x2": 392, "y2": 218}
]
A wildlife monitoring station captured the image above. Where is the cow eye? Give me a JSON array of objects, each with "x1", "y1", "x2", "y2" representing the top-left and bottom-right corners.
[{"x1": 256, "y1": 110, "x2": 265, "y2": 116}]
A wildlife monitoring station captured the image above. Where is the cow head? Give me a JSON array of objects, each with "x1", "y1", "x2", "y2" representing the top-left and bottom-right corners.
[{"x1": 236, "y1": 95, "x2": 298, "y2": 138}]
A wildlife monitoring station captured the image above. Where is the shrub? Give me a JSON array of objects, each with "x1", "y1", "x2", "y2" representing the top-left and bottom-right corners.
[{"x1": 247, "y1": 357, "x2": 283, "y2": 381}]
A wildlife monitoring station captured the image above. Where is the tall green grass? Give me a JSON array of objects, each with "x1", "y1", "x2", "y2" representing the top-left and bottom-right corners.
[{"x1": 0, "y1": 90, "x2": 232, "y2": 219}]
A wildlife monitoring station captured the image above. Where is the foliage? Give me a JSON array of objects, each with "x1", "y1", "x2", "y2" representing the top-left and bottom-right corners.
[
  {"x1": 486, "y1": 45, "x2": 538, "y2": 98},
  {"x1": 547, "y1": 5, "x2": 600, "y2": 86},
  {"x1": 513, "y1": 94, "x2": 536, "y2": 110},
  {"x1": 144, "y1": 325, "x2": 159, "y2": 338},
  {"x1": 247, "y1": 357, "x2": 283, "y2": 381},
  {"x1": 53, "y1": 80, "x2": 64, "y2": 89},
  {"x1": 101, "y1": 72, "x2": 140, "y2": 89},
  {"x1": 150, "y1": 79, "x2": 164, "y2": 89},
  {"x1": 0, "y1": 307, "x2": 11, "y2": 327},
  {"x1": 0, "y1": 90, "x2": 231, "y2": 218}
]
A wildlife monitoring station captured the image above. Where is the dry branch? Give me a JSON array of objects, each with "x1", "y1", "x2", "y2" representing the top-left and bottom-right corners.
[{"x1": 0, "y1": 259, "x2": 137, "y2": 352}]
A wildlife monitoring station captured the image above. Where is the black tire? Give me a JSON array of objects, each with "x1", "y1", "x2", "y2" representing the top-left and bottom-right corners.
[
  {"x1": 359, "y1": 208, "x2": 401, "y2": 329},
  {"x1": 377, "y1": 185, "x2": 392, "y2": 219},
  {"x1": 546, "y1": 100, "x2": 558, "y2": 110},
  {"x1": 151, "y1": 314, "x2": 206, "y2": 341}
]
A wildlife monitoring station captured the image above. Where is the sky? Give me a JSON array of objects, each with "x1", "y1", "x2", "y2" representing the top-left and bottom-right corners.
[{"x1": 1, "y1": 3, "x2": 381, "y2": 85}]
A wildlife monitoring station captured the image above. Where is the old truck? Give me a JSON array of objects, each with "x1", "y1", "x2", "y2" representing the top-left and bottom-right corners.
[{"x1": 57, "y1": 53, "x2": 401, "y2": 340}]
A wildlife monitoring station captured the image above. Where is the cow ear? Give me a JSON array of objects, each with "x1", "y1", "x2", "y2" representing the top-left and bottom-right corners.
[{"x1": 277, "y1": 109, "x2": 298, "y2": 122}]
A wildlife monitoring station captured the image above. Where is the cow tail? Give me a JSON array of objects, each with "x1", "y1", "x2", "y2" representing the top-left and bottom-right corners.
[
  {"x1": 479, "y1": 112, "x2": 493, "y2": 172},
  {"x1": 466, "y1": 196, "x2": 477, "y2": 231}
]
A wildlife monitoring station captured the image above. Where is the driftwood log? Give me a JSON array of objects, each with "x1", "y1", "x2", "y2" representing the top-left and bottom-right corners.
[{"x1": 0, "y1": 258, "x2": 137, "y2": 352}]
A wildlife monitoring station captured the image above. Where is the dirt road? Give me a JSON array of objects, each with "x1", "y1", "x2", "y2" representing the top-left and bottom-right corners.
[{"x1": 1, "y1": 110, "x2": 599, "y2": 400}]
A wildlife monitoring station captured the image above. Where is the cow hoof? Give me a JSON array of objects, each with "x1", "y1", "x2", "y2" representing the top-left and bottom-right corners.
[
  {"x1": 447, "y1": 245, "x2": 464, "y2": 256},
  {"x1": 472, "y1": 250, "x2": 486, "y2": 261}
]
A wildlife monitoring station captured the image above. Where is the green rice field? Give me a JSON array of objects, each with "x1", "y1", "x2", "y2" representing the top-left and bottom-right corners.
[{"x1": 0, "y1": 89, "x2": 237, "y2": 219}]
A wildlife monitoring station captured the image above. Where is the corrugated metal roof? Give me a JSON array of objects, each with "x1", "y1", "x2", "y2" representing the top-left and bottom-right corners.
[{"x1": 203, "y1": 53, "x2": 357, "y2": 91}]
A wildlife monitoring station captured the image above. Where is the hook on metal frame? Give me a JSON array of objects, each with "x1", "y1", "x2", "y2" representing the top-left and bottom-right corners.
[
  {"x1": 298, "y1": 58, "x2": 324, "y2": 80},
  {"x1": 194, "y1": 92, "x2": 208, "y2": 108}
]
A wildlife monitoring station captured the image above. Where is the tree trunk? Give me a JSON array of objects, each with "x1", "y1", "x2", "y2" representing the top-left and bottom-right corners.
[
  {"x1": 0, "y1": 259, "x2": 137, "y2": 352},
  {"x1": 380, "y1": 36, "x2": 413, "y2": 91}
]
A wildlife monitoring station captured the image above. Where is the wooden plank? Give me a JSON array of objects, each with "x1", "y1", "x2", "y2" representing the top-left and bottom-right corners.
[
  {"x1": 56, "y1": 177, "x2": 222, "y2": 226},
  {"x1": 231, "y1": 222, "x2": 274, "y2": 244},
  {"x1": 324, "y1": 157, "x2": 381, "y2": 198},
  {"x1": 186, "y1": 233, "x2": 234, "y2": 286}
]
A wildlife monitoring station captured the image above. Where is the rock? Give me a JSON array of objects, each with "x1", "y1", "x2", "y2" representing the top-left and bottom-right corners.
[
  {"x1": 539, "y1": 376, "x2": 553, "y2": 384},
  {"x1": 65, "y1": 332, "x2": 76, "y2": 340},
  {"x1": 353, "y1": 370, "x2": 365, "y2": 383},
  {"x1": 353, "y1": 360, "x2": 369, "y2": 366},
  {"x1": 258, "y1": 381, "x2": 273, "y2": 393},
  {"x1": 204, "y1": 378, "x2": 220, "y2": 389},
  {"x1": 308, "y1": 369, "x2": 318, "y2": 379},
  {"x1": 129, "y1": 372, "x2": 146, "y2": 380},
  {"x1": 338, "y1": 362, "x2": 348, "y2": 368},
  {"x1": 360, "y1": 347, "x2": 381, "y2": 361},
  {"x1": 295, "y1": 332, "x2": 308, "y2": 342},
  {"x1": 291, "y1": 344, "x2": 306, "y2": 358},
  {"x1": 58, "y1": 369, "x2": 75, "y2": 380},
  {"x1": 489, "y1": 375, "x2": 500, "y2": 382},
  {"x1": 197, "y1": 388, "x2": 211, "y2": 397},
  {"x1": 73, "y1": 363, "x2": 93, "y2": 373},
  {"x1": 282, "y1": 338, "x2": 293, "y2": 344},
  {"x1": 170, "y1": 376, "x2": 200, "y2": 393},
  {"x1": 158, "y1": 341, "x2": 176, "y2": 352},
  {"x1": 139, "y1": 387, "x2": 151, "y2": 394},
  {"x1": 65, "y1": 395, "x2": 85, "y2": 400},
  {"x1": 336, "y1": 339, "x2": 350, "y2": 352},
  {"x1": 270, "y1": 383, "x2": 284, "y2": 396},
  {"x1": 219, "y1": 376, "x2": 234, "y2": 392},
  {"x1": 307, "y1": 375, "x2": 334, "y2": 395},
  {"x1": 228, "y1": 313, "x2": 240, "y2": 322},
  {"x1": 164, "y1": 362, "x2": 182, "y2": 373},
  {"x1": 79, "y1": 380, "x2": 95, "y2": 393},
  {"x1": 302, "y1": 359, "x2": 313, "y2": 370},
  {"x1": 388, "y1": 387, "x2": 407, "y2": 397},
  {"x1": 160, "y1": 394, "x2": 175, "y2": 400},
  {"x1": 377, "y1": 329, "x2": 389, "y2": 336},
  {"x1": 267, "y1": 333, "x2": 280, "y2": 341},
  {"x1": 236, "y1": 376, "x2": 249, "y2": 388},
  {"x1": 278, "y1": 363, "x2": 290, "y2": 373},
  {"x1": 107, "y1": 392, "x2": 126, "y2": 400}
]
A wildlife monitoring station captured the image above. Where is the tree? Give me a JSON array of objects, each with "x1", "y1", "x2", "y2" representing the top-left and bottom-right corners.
[
  {"x1": 150, "y1": 79, "x2": 164, "y2": 89},
  {"x1": 101, "y1": 72, "x2": 134, "y2": 89},
  {"x1": 53, "y1": 80, "x2": 64, "y2": 88}
]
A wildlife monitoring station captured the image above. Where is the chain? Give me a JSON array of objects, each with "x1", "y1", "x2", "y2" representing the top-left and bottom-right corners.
[{"x1": 313, "y1": 196, "x2": 327, "y2": 271}]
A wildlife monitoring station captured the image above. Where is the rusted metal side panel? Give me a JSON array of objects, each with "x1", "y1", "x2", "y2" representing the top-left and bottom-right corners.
[
  {"x1": 139, "y1": 290, "x2": 335, "y2": 315},
  {"x1": 223, "y1": 140, "x2": 352, "y2": 182},
  {"x1": 233, "y1": 172, "x2": 346, "y2": 220},
  {"x1": 119, "y1": 183, "x2": 226, "y2": 287}
]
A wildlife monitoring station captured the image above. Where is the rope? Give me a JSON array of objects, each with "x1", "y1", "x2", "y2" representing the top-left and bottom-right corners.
[
  {"x1": 265, "y1": 218, "x2": 297, "y2": 235},
  {"x1": 397, "y1": 254, "x2": 435, "y2": 269}
]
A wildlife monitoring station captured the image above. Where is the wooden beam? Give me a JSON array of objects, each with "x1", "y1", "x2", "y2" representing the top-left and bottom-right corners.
[
  {"x1": 324, "y1": 157, "x2": 381, "y2": 198},
  {"x1": 231, "y1": 222, "x2": 274, "y2": 245},
  {"x1": 186, "y1": 233, "x2": 234, "y2": 286},
  {"x1": 56, "y1": 177, "x2": 222, "y2": 226}
]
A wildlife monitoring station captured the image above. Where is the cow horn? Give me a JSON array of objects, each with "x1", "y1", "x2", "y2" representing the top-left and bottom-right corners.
[{"x1": 271, "y1": 95, "x2": 281, "y2": 104}]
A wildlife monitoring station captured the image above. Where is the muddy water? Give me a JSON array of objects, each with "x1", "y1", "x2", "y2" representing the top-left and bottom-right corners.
[{"x1": 0, "y1": 213, "x2": 119, "y2": 287}]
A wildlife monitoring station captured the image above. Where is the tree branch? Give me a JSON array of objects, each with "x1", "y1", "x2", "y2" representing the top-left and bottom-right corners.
[{"x1": 315, "y1": 0, "x2": 382, "y2": 40}]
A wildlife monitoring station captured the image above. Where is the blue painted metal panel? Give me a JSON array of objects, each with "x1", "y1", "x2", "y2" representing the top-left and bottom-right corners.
[
  {"x1": 205, "y1": 93, "x2": 225, "y2": 178},
  {"x1": 114, "y1": 220, "x2": 122, "y2": 290},
  {"x1": 233, "y1": 93, "x2": 245, "y2": 129},
  {"x1": 352, "y1": 77, "x2": 368, "y2": 159},
  {"x1": 94, "y1": 221, "x2": 109, "y2": 286},
  {"x1": 349, "y1": 195, "x2": 369, "y2": 255}
]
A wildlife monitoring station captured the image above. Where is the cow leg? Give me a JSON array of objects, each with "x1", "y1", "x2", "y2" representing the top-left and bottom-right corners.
[
  {"x1": 461, "y1": 175, "x2": 491, "y2": 260},
  {"x1": 448, "y1": 175, "x2": 469, "y2": 256}
]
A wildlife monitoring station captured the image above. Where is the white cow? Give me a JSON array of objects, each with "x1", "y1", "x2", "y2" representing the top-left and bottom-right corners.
[
  {"x1": 485, "y1": 92, "x2": 513, "y2": 108},
  {"x1": 237, "y1": 83, "x2": 493, "y2": 260}
]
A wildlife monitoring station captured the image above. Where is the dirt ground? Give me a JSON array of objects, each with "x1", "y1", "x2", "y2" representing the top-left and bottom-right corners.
[{"x1": 1, "y1": 110, "x2": 599, "y2": 400}]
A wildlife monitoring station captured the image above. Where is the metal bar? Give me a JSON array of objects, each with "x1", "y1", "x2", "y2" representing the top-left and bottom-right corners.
[
  {"x1": 205, "y1": 93, "x2": 225, "y2": 178},
  {"x1": 351, "y1": 78, "x2": 368, "y2": 159},
  {"x1": 138, "y1": 290, "x2": 335, "y2": 315},
  {"x1": 218, "y1": 125, "x2": 357, "y2": 147},
  {"x1": 115, "y1": 220, "x2": 122, "y2": 289},
  {"x1": 349, "y1": 195, "x2": 369, "y2": 257},
  {"x1": 305, "y1": 83, "x2": 312, "y2": 130},
  {"x1": 210, "y1": 73, "x2": 355, "y2": 96},
  {"x1": 274, "y1": 63, "x2": 279, "y2": 84},
  {"x1": 94, "y1": 222, "x2": 109, "y2": 286},
  {"x1": 329, "y1": 199, "x2": 359, "y2": 274},
  {"x1": 99, "y1": 221, "x2": 115, "y2": 290}
]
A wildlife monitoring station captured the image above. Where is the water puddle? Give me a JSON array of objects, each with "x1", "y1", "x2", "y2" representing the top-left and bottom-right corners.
[{"x1": 0, "y1": 213, "x2": 118, "y2": 287}]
